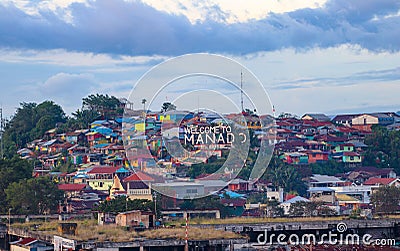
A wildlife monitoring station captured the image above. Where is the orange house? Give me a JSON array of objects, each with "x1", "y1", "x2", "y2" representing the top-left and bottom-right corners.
[{"x1": 306, "y1": 150, "x2": 329, "y2": 163}]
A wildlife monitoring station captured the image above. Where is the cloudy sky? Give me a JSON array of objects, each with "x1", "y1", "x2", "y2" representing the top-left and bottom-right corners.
[{"x1": 0, "y1": 0, "x2": 399, "y2": 118}]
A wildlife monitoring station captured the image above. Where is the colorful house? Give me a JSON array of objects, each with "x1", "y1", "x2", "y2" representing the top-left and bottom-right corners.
[
  {"x1": 342, "y1": 152, "x2": 362, "y2": 164},
  {"x1": 86, "y1": 132, "x2": 106, "y2": 146},
  {"x1": 228, "y1": 179, "x2": 249, "y2": 191},
  {"x1": 65, "y1": 131, "x2": 87, "y2": 145},
  {"x1": 58, "y1": 183, "x2": 90, "y2": 198},
  {"x1": 281, "y1": 152, "x2": 308, "y2": 165},
  {"x1": 333, "y1": 143, "x2": 355, "y2": 153},
  {"x1": 123, "y1": 171, "x2": 155, "y2": 200},
  {"x1": 86, "y1": 166, "x2": 130, "y2": 192},
  {"x1": 91, "y1": 120, "x2": 110, "y2": 128},
  {"x1": 306, "y1": 150, "x2": 329, "y2": 163}
]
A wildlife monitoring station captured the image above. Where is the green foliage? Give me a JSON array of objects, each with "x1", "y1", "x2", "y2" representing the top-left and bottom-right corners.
[
  {"x1": 94, "y1": 197, "x2": 155, "y2": 213},
  {"x1": 5, "y1": 177, "x2": 64, "y2": 215},
  {"x1": 3, "y1": 101, "x2": 66, "y2": 157},
  {"x1": 363, "y1": 126, "x2": 400, "y2": 173},
  {"x1": 62, "y1": 109, "x2": 100, "y2": 131},
  {"x1": 179, "y1": 196, "x2": 229, "y2": 218},
  {"x1": 161, "y1": 102, "x2": 176, "y2": 112},
  {"x1": 370, "y1": 185, "x2": 400, "y2": 214},
  {"x1": 52, "y1": 162, "x2": 76, "y2": 173},
  {"x1": 82, "y1": 94, "x2": 123, "y2": 120},
  {"x1": 310, "y1": 160, "x2": 349, "y2": 176},
  {"x1": 288, "y1": 201, "x2": 337, "y2": 217},
  {"x1": 265, "y1": 199, "x2": 284, "y2": 217},
  {"x1": 188, "y1": 158, "x2": 226, "y2": 178},
  {"x1": 263, "y1": 157, "x2": 307, "y2": 196},
  {"x1": 247, "y1": 193, "x2": 268, "y2": 204},
  {"x1": 0, "y1": 157, "x2": 33, "y2": 213}
]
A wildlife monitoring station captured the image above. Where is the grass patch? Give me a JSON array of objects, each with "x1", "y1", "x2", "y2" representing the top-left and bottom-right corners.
[
  {"x1": 11, "y1": 219, "x2": 243, "y2": 242},
  {"x1": 170, "y1": 216, "x2": 347, "y2": 225}
]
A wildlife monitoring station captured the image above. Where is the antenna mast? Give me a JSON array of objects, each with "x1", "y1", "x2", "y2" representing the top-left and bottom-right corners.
[{"x1": 240, "y1": 71, "x2": 244, "y2": 112}]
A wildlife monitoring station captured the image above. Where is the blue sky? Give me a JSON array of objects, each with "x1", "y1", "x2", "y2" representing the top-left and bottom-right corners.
[{"x1": 0, "y1": 0, "x2": 399, "y2": 117}]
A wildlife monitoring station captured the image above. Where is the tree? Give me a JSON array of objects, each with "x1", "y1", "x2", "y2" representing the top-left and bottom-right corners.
[
  {"x1": 289, "y1": 201, "x2": 309, "y2": 217},
  {"x1": 278, "y1": 112, "x2": 298, "y2": 119},
  {"x1": 59, "y1": 108, "x2": 101, "y2": 131},
  {"x1": 263, "y1": 157, "x2": 307, "y2": 196},
  {"x1": 363, "y1": 126, "x2": 400, "y2": 173},
  {"x1": 288, "y1": 201, "x2": 336, "y2": 217},
  {"x1": 178, "y1": 196, "x2": 229, "y2": 218},
  {"x1": 2, "y1": 101, "x2": 66, "y2": 157},
  {"x1": 265, "y1": 199, "x2": 284, "y2": 217},
  {"x1": 141, "y1": 99, "x2": 147, "y2": 111},
  {"x1": 370, "y1": 185, "x2": 400, "y2": 214},
  {"x1": 310, "y1": 160, "x2": 349, "y2": 176},
  {"x1": 161, "y1": 102, "x2": 176, "y2": 112},
  {"x1": 0, "y1": 157, "x2": 33, "y2": 213},
  {"x1": 5, "y1": 177, "x2": 64, "y2": 215},
  {"x1": 82, "y1": 94, "x2": 123, "y2": 119}
]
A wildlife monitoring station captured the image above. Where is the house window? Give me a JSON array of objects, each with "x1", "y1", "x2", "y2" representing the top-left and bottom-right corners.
[
  {"x1": 186, "y1": 189, "x2": 197, "y2": 194},
  {"x1": 350, "y1": 156, "x2": 354, "y2": 160}
]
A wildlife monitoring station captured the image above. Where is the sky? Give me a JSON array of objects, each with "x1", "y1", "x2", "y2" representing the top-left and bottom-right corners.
[{"x1": 0, "y1": 0, "x2": 399, "y2": 118}]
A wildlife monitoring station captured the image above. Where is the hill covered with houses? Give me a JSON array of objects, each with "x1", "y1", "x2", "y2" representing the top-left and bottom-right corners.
[{"x1": 1, "y1": 94, "x2": 400, "y2": 219}]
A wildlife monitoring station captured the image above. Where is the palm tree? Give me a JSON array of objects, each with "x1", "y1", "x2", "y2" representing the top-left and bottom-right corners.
[
  {"x1": 141, "y1": 99, "x2": 147, "y2": 112},
  {"x1": 141, "y1": 99, "x2": 147, "y2": 118}
]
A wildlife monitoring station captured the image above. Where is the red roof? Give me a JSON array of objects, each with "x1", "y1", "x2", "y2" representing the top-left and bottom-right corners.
[
  {"x1": 343, "y1": 152, "x2": 360, "y2": 156},
  {"x1": 18, "y1": 238, "x2": 37, "y2": 246},
  {"x1": 58, "y1": 183, "x2": 87, "y2": 191},
  {"x1": 339, "y1": 143, "x2": 355, "y2": 147},
  {"x1": 337, "y1": 127, "x2": 358, "y2": 133},
  {"x1": 364, "y1": 177, "x2": 397, "y2": 185},
  {"x1": 87, "y1": 166, "x2": 120, "y2": 174},
  {"x1": 285, "y1": 194, "x2": 297, "y2": 201},
  {"x1": 123, "y1": 171, "x2": 154, "y2": 182}
]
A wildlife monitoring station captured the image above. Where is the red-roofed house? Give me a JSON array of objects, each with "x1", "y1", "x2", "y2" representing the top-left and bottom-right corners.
[
  {"x1": 123, "y1": 171, "x2": 154, "y2": 182},
  {"x1": 10, "y1": 237, "x2": 50, "y2": 251},
  {"x1": 121, "y1": 171, "x2": 155, "y2": 201},
  {"x1": 342, "y1": 151, "x2": 362, "y2": 164},
  {"x1": 87, "y1": 166, "x2": 130, "y2": 192},
  {"x1": 58, "y1": 183, "x2": 90, "y2": 197},
  {"x1": 364, "y1": 177, "x2": 400, "y2": 187}
]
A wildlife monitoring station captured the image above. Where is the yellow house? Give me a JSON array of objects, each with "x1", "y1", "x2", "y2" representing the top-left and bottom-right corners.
[
  {"x1": 134, "y1": 122, "x2": 145, "y2": 132},
  {"x1": 159, "y1": 114, "x2": 171, "y2": 122},
  {"x1": 87, "y1": 166, "x2": 129, "y2": 192},
  {"x1": 110, "y1": 175, "x2": 126, "y2": 198}
]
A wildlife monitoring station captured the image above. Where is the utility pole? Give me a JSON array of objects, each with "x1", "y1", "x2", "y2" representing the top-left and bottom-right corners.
[
  {"x1": 184, "y1": 211, "x2": 189, "y2": 251},
  {"x1": 153, "y1": 192, "x2": 157, "y2": 222},
  {"x1": 8, "y1": 208, "x2": 11, "y2": 244}
]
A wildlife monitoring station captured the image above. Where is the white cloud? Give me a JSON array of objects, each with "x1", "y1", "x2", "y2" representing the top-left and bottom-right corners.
[
  {"x1": 6, "y1": 0, "x2": 328, "y2": 24},
  {"x1": 0, "y1": 49, "x2": 166, "y2": 67},
  {"x1": 141, "y1": 0, "x2": 328, "y2": 23}
]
